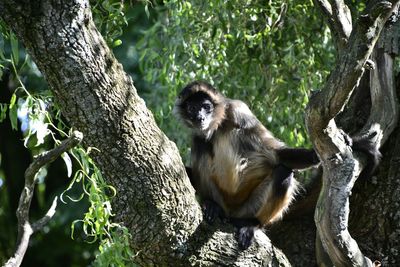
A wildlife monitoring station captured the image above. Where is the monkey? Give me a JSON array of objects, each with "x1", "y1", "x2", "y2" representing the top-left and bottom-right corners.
[{"x1": 174, "y1": 81, "x2": 381, "y2": 249}]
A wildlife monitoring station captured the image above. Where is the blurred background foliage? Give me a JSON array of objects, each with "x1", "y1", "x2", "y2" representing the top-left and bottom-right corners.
[
  {"x1": 0, "y1": 0, "x2": 344, "y2": 266},
  {"x1": 135, "y1": 0, "x2": 336, "y2": 163}
]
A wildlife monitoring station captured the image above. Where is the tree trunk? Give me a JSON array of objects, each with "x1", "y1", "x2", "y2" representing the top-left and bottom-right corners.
[
  {"x1": 347, "y1": 17, "x2": 400, "y2": 265},
  {"x1": 0, "y1": 1, "x2": 290, "y2": 265}
]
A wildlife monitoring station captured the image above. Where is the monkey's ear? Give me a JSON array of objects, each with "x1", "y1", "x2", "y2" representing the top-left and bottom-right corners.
[{"x1": 228, "y1": 100, "x2": 259, "y2": 129}]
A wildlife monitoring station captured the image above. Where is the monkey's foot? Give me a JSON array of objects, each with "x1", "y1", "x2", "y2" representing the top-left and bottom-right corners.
[{"x1": 237, "y1": 226, "x2": 255, "y2": 249}]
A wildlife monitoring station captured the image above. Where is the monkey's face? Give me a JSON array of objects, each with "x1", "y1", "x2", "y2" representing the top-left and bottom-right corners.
[{"x1": 182, "y1": 93, "x2": 215, "y2": 132}]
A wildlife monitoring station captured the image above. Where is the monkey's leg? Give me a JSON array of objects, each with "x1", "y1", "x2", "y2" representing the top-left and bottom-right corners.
[
  {"x1": 256, "y1": 164, "x2": 295, "y2": 224},
  {"x1": 276, "y1": 148, "x2": 319, "y2": 170},
  {"x1": 229, "y1": 165, "x2": 293, "y2": 249}
]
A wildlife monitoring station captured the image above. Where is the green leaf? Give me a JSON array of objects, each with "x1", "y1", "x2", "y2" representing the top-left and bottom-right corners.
[
  {"x1": 0, "y1": 35, "x2": 5, "y2": 61},
  {"x1": 0, "y1": 103, "x2": 7, "y2": 123},
  {"x1": 113, "y1": 39, "x2": 122, "y2": 47},
  {"x1": 10, "y1": 33, "x2": 19, "y2": 65},
  {"x1": 9, "y1": 102, "x2": 18, "y2": 130},
  {"x1": 144, "y1": 4, "x2": 150, "y2": 18},
  {"x1": 61, "y1": 152, "x2": 73, "y2": 177},
  {"x1": 9, "y1": 93, "x2": 16, "y2": 109},
  {"x1": 71, "y1": 219, "x2": 83, "y2": 240}
]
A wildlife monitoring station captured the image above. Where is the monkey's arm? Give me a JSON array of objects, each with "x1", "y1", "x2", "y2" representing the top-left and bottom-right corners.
[
  {"x1": 228, "y1": 100, "x2": 260, "y2": 129},
  {"x1": 185, "y1": 167, "x2": 226, "y2": 222},
  {"x1": 276, "y1": 148, "x2": 320, "y2": 170}
]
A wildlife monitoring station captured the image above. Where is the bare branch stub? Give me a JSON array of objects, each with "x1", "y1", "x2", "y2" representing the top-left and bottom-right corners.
[{"x1": 4, "y1": 131, "x2": 83, "y2": 267}]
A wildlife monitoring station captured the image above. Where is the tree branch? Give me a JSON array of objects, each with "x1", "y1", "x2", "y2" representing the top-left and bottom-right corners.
[
  {"x1": 271, "y1": 2, "x2": 288, "y2": 29},
  {"x1": 313, "y1": 0, "x2": 352, "y2": 51},
  {"x1": 306, "y1": 1, "x2": 400, "y2": 266},
  {"x1": 4, "y1": 131, "x2": 82, "y2": 267}
]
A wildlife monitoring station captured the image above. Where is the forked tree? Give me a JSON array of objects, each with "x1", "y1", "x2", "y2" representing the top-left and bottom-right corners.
[{"x1": 1, "y1": 0, "x2": 400, "y2": 266}]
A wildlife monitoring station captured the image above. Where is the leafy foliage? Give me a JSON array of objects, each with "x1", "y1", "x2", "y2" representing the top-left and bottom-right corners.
[
  {"x1": 66, "y1": 147, "x2": 135, "y2": 266},
  {"x1": 138, "y1": 0, "x2": 335, "y2": 162},
  {"x1": 90, "y1": 0, "x2": 128, "y2": 47}
]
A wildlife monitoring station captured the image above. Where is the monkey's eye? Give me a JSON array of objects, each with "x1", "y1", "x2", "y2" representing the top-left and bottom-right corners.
[
  {"x1": 187, "y1": 106, "x2": 197, "y2": 113},
  {"x1": 202, "y1": 103, "x2": 213, "y2": 111}
]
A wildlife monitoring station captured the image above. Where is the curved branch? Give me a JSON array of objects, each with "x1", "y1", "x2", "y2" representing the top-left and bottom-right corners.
[
  {"x1": 307, "y1": 0, "x2": 399, "y2": 156},
  {"x1": 307, "y1": 1, "x2": 400, "y2": 266},
  {"x1": 4, "y1": 131, "x2": 82, "y2": 267},
  {"x1": 363, "y1": 9, "x2": 400, "y2": 144}
]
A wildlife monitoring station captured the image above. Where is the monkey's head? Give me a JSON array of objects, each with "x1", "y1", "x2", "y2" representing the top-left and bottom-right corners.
[{"x1": 175, "y1": 81, "x2": 226, "y2": 139}]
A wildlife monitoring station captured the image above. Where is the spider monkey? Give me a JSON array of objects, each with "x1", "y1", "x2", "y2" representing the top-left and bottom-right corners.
[{"x1": 174, "y1": 81, "x2": 381, "y2": 249}]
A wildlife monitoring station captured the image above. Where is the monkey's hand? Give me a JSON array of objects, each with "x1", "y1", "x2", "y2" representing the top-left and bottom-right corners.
[{"x1": 202, "y1": 199, "x2": 225, "y2": 224}]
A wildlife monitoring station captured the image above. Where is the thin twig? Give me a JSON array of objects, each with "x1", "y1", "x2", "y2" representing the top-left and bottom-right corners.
[{"x1": 32, "y1": 196, "x2": 58, "y2": 232}]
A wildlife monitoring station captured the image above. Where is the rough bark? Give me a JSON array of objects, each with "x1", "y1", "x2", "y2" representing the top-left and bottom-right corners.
[
  {"x1": 348, "y1": 15, "x2": 400, "y2": 266},
  {"x1": 0, "y1": 1, "x2": 290, "y2": 266},
  {"x1": 349, "y1": 115, "x2": 400, "y2": 266}
]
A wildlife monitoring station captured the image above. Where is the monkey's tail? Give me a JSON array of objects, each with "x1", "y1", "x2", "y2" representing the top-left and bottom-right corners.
[{"x1": 351, "y1": 136, "x2": 382, "y2": 180}]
